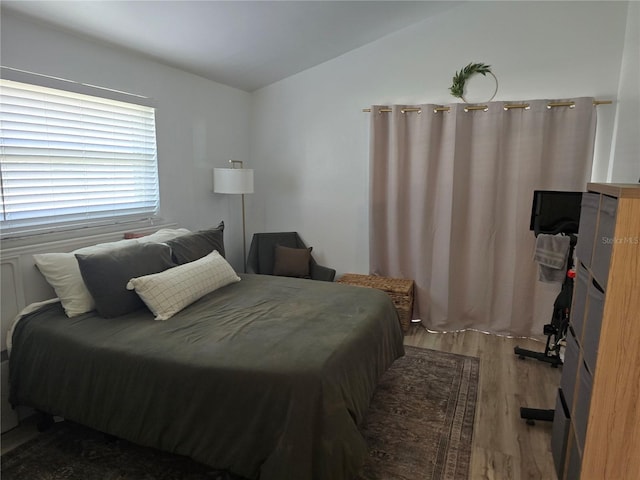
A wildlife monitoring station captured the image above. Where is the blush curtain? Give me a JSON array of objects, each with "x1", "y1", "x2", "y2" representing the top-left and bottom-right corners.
[{"x1": 369, "y1": 98, "x2": 597, "y2": 336}]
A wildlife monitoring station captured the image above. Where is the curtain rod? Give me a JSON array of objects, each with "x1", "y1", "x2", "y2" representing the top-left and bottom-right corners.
[{"x1": 362, "y1": 99, "x2": 612, "y2": 113}]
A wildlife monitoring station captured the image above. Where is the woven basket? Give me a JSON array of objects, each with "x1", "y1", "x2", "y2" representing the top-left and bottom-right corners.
[{"x1": 337, "y1": 274, "x2": 414, "y2": 332}]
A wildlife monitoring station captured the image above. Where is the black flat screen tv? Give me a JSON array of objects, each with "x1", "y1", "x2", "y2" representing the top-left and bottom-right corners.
[{"x1": 529, "y1": 190, "x2": 583, "y2": 235}]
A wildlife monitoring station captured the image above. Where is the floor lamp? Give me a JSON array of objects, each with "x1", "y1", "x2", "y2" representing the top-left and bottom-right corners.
[{"x1": 213, "y1": 160, "x2": 254, "y2": 272}]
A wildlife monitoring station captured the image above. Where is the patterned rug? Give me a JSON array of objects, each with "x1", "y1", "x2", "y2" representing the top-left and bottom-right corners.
[{"x1": 1, "y1": 346, "x2": 478, "y2": 480}]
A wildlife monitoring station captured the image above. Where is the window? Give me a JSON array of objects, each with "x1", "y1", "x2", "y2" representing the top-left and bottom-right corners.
[{"x1": 0, "y1": 78, "x2": 159, "y2": 238}]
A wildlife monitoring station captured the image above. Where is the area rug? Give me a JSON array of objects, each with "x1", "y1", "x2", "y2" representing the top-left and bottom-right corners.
[{"x1": 1, "y1": 346, "x2": 478, "y2": 480}]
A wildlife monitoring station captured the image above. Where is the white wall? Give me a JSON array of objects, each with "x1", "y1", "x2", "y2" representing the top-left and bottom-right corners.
[
  {"x1": 1, "y1": 1, "x2": 633, "y2": 277},
  {"x1": 0, "y1": 12, "x2": 252, "y2": 269},
  {"x1": 609, "y1": 1, "x2": 640, "y2": 182},
  {"x1": 249, "y1": 1, "x2": 629, "y2": 276}
]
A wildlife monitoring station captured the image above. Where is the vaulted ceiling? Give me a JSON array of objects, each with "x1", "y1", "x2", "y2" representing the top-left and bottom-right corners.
[{"x1": 1, "y1": 1, "x2": 463, "y2": 91}]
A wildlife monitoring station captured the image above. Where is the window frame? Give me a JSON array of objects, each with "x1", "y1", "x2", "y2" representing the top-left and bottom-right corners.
[{"x1": 0, "y1": 67, "x2": 160, "y2": 240}]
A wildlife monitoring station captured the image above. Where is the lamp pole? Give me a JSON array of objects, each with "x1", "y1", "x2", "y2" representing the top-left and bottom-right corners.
[
  {"x1": 229, "y1": 160, "x2": 248, "y2": 273},
  {"x1": 213, "y1": 160, "x2": 254, "y2": 273}
]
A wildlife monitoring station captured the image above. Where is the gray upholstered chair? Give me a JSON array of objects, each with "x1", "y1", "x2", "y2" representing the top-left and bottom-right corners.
[{"x1": 246, "y1": 232, "x2": 336, "y2": 282}]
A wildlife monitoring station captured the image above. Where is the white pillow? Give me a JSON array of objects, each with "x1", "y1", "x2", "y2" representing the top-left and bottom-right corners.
[
  {"x1": 34, "y1": 239, "x2": 137, "y2": 317},
  {"x1": 33, "y1": 229, "x2": 191, "y2": 318},
  {"x1": 137, "y1": 228, "x2": 191, "y2": 244},
  {"x1": 126, "y1": 250, "x2": 240, "y2": 321}
]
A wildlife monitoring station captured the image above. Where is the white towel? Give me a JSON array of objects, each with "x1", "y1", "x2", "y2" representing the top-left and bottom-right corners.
[{"x1": 534, "y1": 234, "x2": 570, "y2": 283}]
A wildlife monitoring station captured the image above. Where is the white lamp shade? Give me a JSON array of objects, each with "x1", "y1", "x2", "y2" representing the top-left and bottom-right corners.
[{"x1": 213, "y1": 168, "x2": 254, "y2": 194}]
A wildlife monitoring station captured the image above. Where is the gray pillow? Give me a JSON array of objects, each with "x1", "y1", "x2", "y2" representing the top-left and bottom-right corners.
[
  {"x1": 76, "y1": 242, "x2": 175, "y2": 318},
  {"x1": 165, "y1": 221, "x2": 225, "y2": 265}
]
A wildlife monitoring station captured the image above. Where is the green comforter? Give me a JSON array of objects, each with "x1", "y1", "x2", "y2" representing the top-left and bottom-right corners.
[{"x1": 9, "y1": 274, "x2": 404, "y2": 480}]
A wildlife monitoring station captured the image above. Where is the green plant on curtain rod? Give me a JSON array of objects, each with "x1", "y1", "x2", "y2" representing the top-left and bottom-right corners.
[{"x1": 449, "y1": 62, "x2": 497, "y2": 102}]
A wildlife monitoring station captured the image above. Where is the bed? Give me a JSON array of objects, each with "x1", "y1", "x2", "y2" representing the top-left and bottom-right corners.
[{"x1": 8, "y1": 269, "x2": 404, "y2": 480}]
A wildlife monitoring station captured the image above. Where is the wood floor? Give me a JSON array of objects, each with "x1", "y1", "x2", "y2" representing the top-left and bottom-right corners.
[
  {"x1": 404, "y1": 324, "x2": 560, "y2": 480},
  {"x1": 2, "y1": 326, "x2": 560, "y2": 479}
]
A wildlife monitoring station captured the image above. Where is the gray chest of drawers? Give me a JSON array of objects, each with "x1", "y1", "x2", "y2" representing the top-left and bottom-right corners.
[{"x1": 552, "y1": 183, "x2": 640, "y2": 480}]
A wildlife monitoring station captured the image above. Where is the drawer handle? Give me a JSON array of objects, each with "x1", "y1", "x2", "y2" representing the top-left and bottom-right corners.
[{"x1": 591, "y1": 278, "x2": 604, "y2": 293}]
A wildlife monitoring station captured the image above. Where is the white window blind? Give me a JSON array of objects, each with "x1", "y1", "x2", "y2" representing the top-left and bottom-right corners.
[{"x1": 0, "y1": 78, "x2": 159, "y2": 238}]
